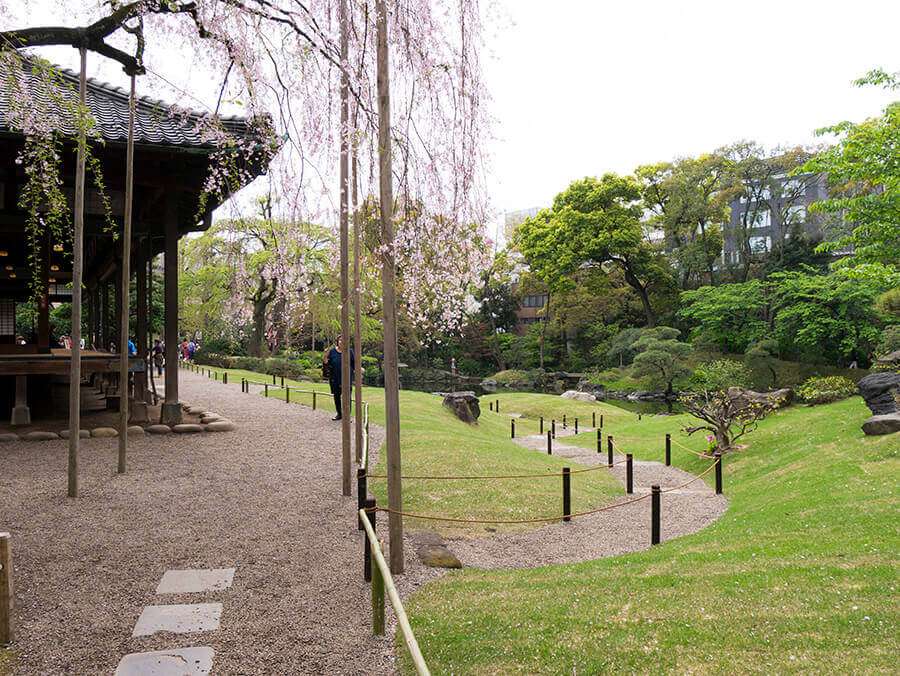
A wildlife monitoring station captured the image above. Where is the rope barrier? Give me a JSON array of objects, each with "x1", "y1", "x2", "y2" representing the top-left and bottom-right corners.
[
  {"x1": 365, "y1": 462, "x2": 616, "y2": 481},
  {"x1": 373, "y1": 492, "x2": 652, "y2": 524},
  {"x1": 670, "y1": 437, "x2": 716, "y2": 459},
  {"x1": 660, "y1": 457, "x2": 721, "y2": 493}
]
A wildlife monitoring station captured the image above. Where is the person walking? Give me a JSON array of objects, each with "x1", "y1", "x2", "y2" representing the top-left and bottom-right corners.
[
  {"x1": 324, "y1": 334, "x2": 354, "y2": 421},
  {"x1": 152, "y1": 338, "x2": 164, "y2": 376}
]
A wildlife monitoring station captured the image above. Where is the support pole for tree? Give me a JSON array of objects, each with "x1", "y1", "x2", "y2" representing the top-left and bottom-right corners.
[
  {"x1": 117, "y1": 72, "x2": 136, "y2": 474},
  {"x1": 67, "y1": 47, "x2": 87, "y2": 498},
  {"x1": 339, "y1": 0, "x2": 352, "y2": 497},
  {"x1": 377, "y1": 0, "x2": 403, "y2": 574},
  {"x1": 352, "y1": 149, "x2": 363, "y2": 464}
]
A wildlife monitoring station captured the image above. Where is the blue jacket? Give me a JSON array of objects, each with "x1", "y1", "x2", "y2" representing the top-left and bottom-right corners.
[{"x1": 326, "y1": 347, "x2": 355, "y2": 387}]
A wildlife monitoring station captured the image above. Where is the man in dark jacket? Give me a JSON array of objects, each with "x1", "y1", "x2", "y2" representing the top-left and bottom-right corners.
[{"x1": 324, "y1": 334, "x2": 354, "y2": 421}]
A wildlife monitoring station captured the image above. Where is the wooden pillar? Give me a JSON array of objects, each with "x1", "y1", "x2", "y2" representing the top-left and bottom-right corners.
[
  {"x1": 339, "y1": 0, "x2": 352, "y2": 497},
  {"x1": 87, "y1": 290, "x2": 95, "y2": 351},
  {"x1": 161, "y1": 195, "x2": 181, "y2": 425},
  {"x1": 113, "y1": 268, "x2": 122, "y2": 355},
  {"x1": 101, "y1": 281, "x2": 109, "y2": 351},
  {"x1": 135, "y1": 237, "x2": 147, "y2": 400},
  {"x1": 37, "y1": 236, "x2": 49, "y2": 348},
  {"x1": 145, "y1": 239, "x2": 154, "y2": 403}
]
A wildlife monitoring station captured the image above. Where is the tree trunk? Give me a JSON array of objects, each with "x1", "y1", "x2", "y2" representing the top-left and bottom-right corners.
[{"x1": 623, "y1": 265, "x2": 656, "y2": 328}]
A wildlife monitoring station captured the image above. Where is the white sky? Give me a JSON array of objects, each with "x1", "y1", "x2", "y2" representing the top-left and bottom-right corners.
[
  {"x1": 483, "y1": 0, "x2": 900, "y2": 236},
  {"x1": 8, "y1": 1, "x2": 900, "y2": 241}
]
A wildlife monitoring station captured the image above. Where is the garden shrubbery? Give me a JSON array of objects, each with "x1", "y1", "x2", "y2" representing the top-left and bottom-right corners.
[{"x1": 796, "y1": 375, "x2": 857, "y2": 405}]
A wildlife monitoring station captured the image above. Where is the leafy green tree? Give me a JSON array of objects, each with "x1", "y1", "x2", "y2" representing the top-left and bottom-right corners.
[
  {"x1": 516, "y1": 174, "x2": 671, "y2": 327},
  {"x1": 678, "y1": 281, "x2": 769, "y2": 353},
  {"x1": 631, "y1": 327, "x2": 693, "y2": 395},
  {"x1": 799, "y1": 69, "x2": 900, "y2": 285},
  {"x1": 606, "y1": 327, "x2": 644, "y2": 368}
]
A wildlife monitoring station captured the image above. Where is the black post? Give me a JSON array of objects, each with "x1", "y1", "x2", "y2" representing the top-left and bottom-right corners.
[
  {"x1": 489, "y1": 401, "x2": 493, "y2": 411},
  {"x1": 540, "y1": 416, "x2": 543, "y2": 434},
  {"x1": 511, "y1": 419, "x2": 515, "y2": 439},
  {"x1": 575, "y1": 418, "x2": 578, "y2": 435},
  {"x1": 596, "y1": 428, "x2": 601, "y2": 454},
  {"x1": 363, "y1": 497, "x2": 376, "y2": 581},
  {"x1": 313, "y1": 391, "x2": 317, "y2": 410},
  {"x1": 265, "y1": 383, "x2": 269, "y2": 397},
  {"x1": 241, "y1": 378, "x2": 245, "y2": 393},
  {"x1": 651, "y1": 485, "x2": 660, "y2": 545},
  {"x1": 562, "y1": 467, "x2": 571, "y2": 522},
  {"x1": 552, "y1": 420, "x2": 556, "y2": 439},
  {"x1": 223, "y1": 372, "x2": 228, "y2": 385},
  {"x1": 626, "y1": 453, "x2": 633, "y2": 494},
  {"x1": 496, "y1": 399, "x2": 499, "y2": 413},
  {"x1": 563, "y1": 414, "x2": 566, "y2": 429},
  {"x1": 607, "y1": 435, "x2": 613, "y2": 466},
  {"x1": 215, "y1": 371, "x2": 218, "y2": 381},
  {"x1": 547, "y1": 431, "x2": 552, "y2": 455},
  {"x1": 715, "y1": 452, "x2": 723, "y2": 494},
  {"x1": 358, "y1": 468, "x2": 367, "y2": 530},
  {"x1": 665, "y1": 433, "x2": 671, "y2": 466},
  {"x1": 281, "y1": 375, "x2": 285, "y2": 387},
  {"x1": 600, "y1": 414, "x2": 604, "y2": 429},
  {"x1": 592, "y1": 411, "x2": 596, "y2": 427},
  {"x1": 638, "y1": 414, "x2": 642, "y2": 421},
  {"x1": 286, "y1": 386, "x2": 290, "y2": 404}
]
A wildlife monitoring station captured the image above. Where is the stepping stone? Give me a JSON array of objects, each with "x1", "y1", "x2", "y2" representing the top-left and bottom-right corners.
[
  {"x1": 200, "y1": 416, "x2": 221, "y2": 424},
  {"x1": 172, "y1": 424, "x2": 204, "y2": 434},
  {"x1": 146, "y1": 425, "x2": 171, "y2": 435},
  {"x1": 417, "y1": 544, "x2": 462, "y2": 569},
  {"x1": 58, "y1": 429, "x2": 90, "y2": 439},
  {"x1": 114, "y1": 647, "x2": 214, "y2": 676},
  {"x1": 127, "y1": 425, "x2": 145, "y2": 436},
  {"x1": 187, "y1": 407, "x2": 206, "y2": 415},
  {"x1": 0, "y1": 433, "x2": 20, "y2": 442},
  {"x1": 132, "y1": 603, "x2": 222, "y2": 637},
  {"x1": 156, "y1": 568, "x2": 235, "y2": 594},
  {"x1": 22, "y1": 431, "x2": 60, "y2": 441},
  {"x1": 205, "y1": 421, "x2": 235, "y2": 432},
  {"x1": 92, "y1": 427, "x2": 118, "y2": 438}
]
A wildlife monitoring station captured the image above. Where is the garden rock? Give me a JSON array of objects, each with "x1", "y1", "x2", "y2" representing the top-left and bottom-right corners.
[
  {"x1": 856, "y1": 372, "x2": 900, "y2": 416},
  {"x1": 22, "y1": 431, "x2": 59, "y2": 441},
  {"x1": 442, "y1": 391, "x2": 480, "y2": 425},
  {"x1": 861, "y1": 413, "x2": 900, "y2": 436},
  {"x1": 0, "y1": 433, "x2": 20, "y2": 442},
  {"x1": 127, "y1": 425, "x2": 145, "y2": 436},
  {"x1": 59, "y1": 429, "x2": 90, "y2": 439},
  {"x1": 91, "y1": 427, "x2": 118, "y2": 438},
  {"x1": 561, "y1": 390, "x2": 596, "y2": 403},
  {"x1": 205, "y1": 420, "x2": 236, "y2": 432},
  {"x1": 417, "y1": 544, "x2": 462, "y2": 568},
  {"x1": 728, "y1": 387, "x2": 793, "y2": 410},
  {"x1": 146, "y1": 424, "x2": 171, "y2": 435},
  {"x1": 173, "y1": 424, "x2": 205, "y2": 434},
  {"x1": 875, "y1": 349, "x2": 900, "y2": 365}
]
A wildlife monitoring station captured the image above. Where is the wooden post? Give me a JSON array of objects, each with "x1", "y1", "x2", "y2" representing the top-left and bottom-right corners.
[
  {"x1": 563, "y1": 414, "x2": 566, "y2": 429},
  {"x1": 651, "y1": 485, "x2": 661, "y2": 545},
  {"x1": 607, "y1": 435, "x2": 613, "y2": 466},
  {"x1": 540, "y1": 416, "x2": 543, "y2": 434},
  {"x1": 715, "y1": 453, "x2": 723, "y2": 494},
  {"x1": 339, "y1": 0, "x2": 352, "y2": 498},
  {"x1": 551, "y1": 420, "x2": 556, "y2": 439},
  {"x1": 562, "y1": 467, "x2": 571, "y2": 522},
  {"x1": 574, "y1": 418, "x2": 578, "y2": 435},
  {"x1": 372, "y1": 539, "x2": 385, "y2": 635},
  {"x1": 665, "y1": 434, "x2": 671, "y2": 466},
  {"x1": 223, "y1": 372, "x2": 227, "y2": 385},
  {"x1": 600, "y1": 414, "x2": 603, "y2": 429},
  {"x1": 101, "y1": 280, "x2": 110, "y2": 350},
  {"x1": 592, "y1": 411, "x2": 596, "y2": 427},
  {"x1": 626, "y1": 454, "x2": 633, "y2": 494},
  {"x1": 312, "y1": 391, "x2": 317, "y2": 409},
  {"x1": 377, "y1": 0, "x2": 404, "y2": 575},
  {"x1": 285, "y1": 385, "x2": 289, "y2": 403},
  {"x1": 0, "y1": 532, "x2": 12, "y2": 643},
  {"x1": 135, "y1": 238, "x2": 147, "y2": 402},
  {"x1": 364, "y1": 497, "x2": 376, "y2": 582},
  {"x1": 496, "y1": 399, "x2": 499, "y2": 413},
  {"x1": 67, "y1": 47, "x2": 87, "y2": 498},
  {"x1": 596, "y1": 428, "x2": 601, "y2": 454},
  {"x1": 489, "y1": 401, "x2": 493, "y2": 411},
  {"x1": 510, "y1": 419, "x2": 515, "y2": 439},
  {"x1": 357, "y1": 468, "x2": 367, "y2": 530},
  {"x1": 547, "y1": 431, "x2": 552, "y2": 455},
  {"x1": 117, "y1": 72, "x2": 136, "y2": 475},
  {"x1": 264, "y1": 383, "x2": 269, "y2": 397},
  {"x1": 161, "y1": 193, "x2": 181, "y2": 426},
  {"x1": 352, "y1": 147, "x2": 364, "y2": 464}
]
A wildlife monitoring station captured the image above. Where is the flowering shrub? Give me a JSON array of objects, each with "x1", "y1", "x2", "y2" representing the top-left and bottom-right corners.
[
  {"x1": 706, "y1": 435, "x2": 717, "y2": 454},
  {"x1": 796, "y1": 376, "x2": 857, "y2": 405}
]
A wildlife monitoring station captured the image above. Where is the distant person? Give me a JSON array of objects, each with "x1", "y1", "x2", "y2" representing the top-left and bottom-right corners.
[
  {"x1": 152, "y1": 338, "x2": 164, "y2": 376},
  {"x1": 188, "y1": 340, "x2": 195, "y2": 361},
  {"x1": 324, "y1": 334, "x2": 355, "y2": 421},
  {"x1": 181, "y1": 340, "x2": 189, "y2": 361},
  {"x1": 127, "y1": 337, "x2": 136, "y2": 356}
]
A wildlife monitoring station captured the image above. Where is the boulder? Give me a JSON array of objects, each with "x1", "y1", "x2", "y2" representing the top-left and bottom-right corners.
[
  {"x1": 22, "y1": 431, "x2": 60, "y2": 441},
  {"x1": 857, "y1": 372, "x2": 900, "y2": 416},
  {"x1": 442, "y1": 391, "x2": 480, "y2": 425},
  {"x1": 0, "y1": 433, "x2": 20, "y2": 442},
  {"x1": 91, "y1": 427, "x2": 118, "y2": 438},
  {"x1": 727, "y1": 387, "x2": 793, "y2": 410},
  {"x1": 417, "y1": 544, "x2": 462, "y2": 569},
  {"x1": 576, "y1": 381, "x2": 606, "y2": 397},
  {"x1": 875, "y1": 349, "x2": 900, "y2": 365},
  {"x1": 205, "y1": 420, "x2": 236, "y2": 432},
  {"x1": 862, "y1": 413, "x2": 900, "y2": 435},
  {"x1": 201, "y1": 415, "x2": 222, "y2": 424},
  {"x1": 59, "y1": 429, "x2": 90, "y2": 439},
  {"x1": 127, "y1": 425, "x2": 145, "y2": 436},
  {"x1": 561, "y1": 390, "x2": 596, "y2": 403},
  {"x1": 173, "y1": 424, "x2": 204, "y2": 434},
  {"x1": 146, "y1": 424, "x2": 171, "y2": 435}
]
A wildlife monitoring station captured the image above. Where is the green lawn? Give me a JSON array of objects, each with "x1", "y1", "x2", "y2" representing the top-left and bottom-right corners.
[{"x1": 401, "y1": 397, "x2": 899, "y2": 673}]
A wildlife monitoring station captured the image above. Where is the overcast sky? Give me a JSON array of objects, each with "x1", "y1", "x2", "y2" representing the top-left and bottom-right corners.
[
  {"x1": 9, "y1": 1, "x2": 900, "y2": 240},
  {"x1": 483, "y1": 0, "x2": 900, "y2": 234}
]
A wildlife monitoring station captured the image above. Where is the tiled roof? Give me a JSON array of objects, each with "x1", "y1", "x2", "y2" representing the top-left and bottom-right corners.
[{"x1": 0, "y1": 58, "x2": 266, "y2": 149}]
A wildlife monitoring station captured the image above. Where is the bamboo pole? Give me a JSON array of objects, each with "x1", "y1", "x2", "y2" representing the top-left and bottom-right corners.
[
  {"x1": 339, "y1": 0, "x2": 351, "y2": 497},
  {"x1": 117, "y1": 72, "x2": 136, "y2": 474},
  {"x1": 67, "y1": 47, "x2": 87, "y2": 498},
  {"x1": 376, "y1": 0, "x2": 403, "y2": 574}
]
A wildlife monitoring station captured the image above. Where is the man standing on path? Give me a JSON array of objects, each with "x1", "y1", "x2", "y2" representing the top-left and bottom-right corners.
[{"x1": 324, "y1": 334, "x2": 354, "y2": 421}]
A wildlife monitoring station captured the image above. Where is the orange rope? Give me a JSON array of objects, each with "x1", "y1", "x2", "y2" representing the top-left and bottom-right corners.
[
  {"x1": 374, "y1": 492, "x2": 652, "y2": 524},
  {"x1": 670, "y1": 437, "x2": 716, "y2": 459},
  {"x1": 365, "y1": 463, "x2": 614, "y2": 480},
  {"x1": 660, "y1": 458, "x2": 720, "y2": 493}
]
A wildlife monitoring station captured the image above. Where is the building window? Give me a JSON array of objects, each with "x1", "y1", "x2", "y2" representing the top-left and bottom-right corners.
[
  {"x1": 522, "y1": 295, "x2": 548, "y2": 308},
  {"x1": 787, "y1": 205, "x2": 806, "y2": 223},
  {"x1": 749, "y1": 236, "x2": 771, "y2": 253}
]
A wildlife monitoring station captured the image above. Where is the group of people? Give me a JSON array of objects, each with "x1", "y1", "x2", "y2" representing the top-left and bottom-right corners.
[{"x1": 180, "y1": 339, "x2": 198, "y2": 361}]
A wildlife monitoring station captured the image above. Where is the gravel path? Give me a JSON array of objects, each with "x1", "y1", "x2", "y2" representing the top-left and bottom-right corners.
[
  {"x1": 1, "y1": 371, "x2": 398, "y2": 675},
  {"x1": 1, "y1": 375, "x2": 728, "y2": 674}
]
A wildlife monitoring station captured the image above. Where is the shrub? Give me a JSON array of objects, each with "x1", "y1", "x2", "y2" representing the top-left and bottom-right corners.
[
  {"x1": 796, "y1": 375, "x2": 857, "y2": 405},
  {"x1": 193, "y1": 349, "x2": 233, "y2": 368},
  {"x1": 491, "y1": 369, "x2": 529, "y2": 382},
  {"x1": 876, "y1": 325, "x2": 900, "y2": 356},
  {"x1": 234, "y1": 356, "x2": 265, "y2": 372}
]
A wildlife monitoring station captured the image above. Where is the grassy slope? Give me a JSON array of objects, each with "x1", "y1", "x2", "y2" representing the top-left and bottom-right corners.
[
  {"x1": 401, "y1": 397, "x2": 899, "y2": 674},
  {"x1": 190, "y1": 365, "x2": 622, "y2": 536}
]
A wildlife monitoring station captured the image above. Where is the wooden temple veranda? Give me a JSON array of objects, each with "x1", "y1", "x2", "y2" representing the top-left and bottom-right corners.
[{"x1": 0, "y1": 61, "x2": 275, "y2": 426}]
